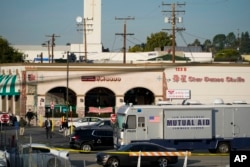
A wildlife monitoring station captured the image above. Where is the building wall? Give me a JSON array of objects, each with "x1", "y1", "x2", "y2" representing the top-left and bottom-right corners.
[
  {"x1": 165, "y1": 65, "x2": 250, "y2": 104},
  {"x1": 25, "y1": 64, "x2": 165, "y2": 118},
  {"x1": 83, "y1": 0, "x2": 102, "y2": 53}
]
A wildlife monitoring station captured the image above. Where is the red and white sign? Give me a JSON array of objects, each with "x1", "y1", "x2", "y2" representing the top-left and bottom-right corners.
[
  {"x1": 0, "y1": 114, "x2": 10, "y2": 123},
  {"x1": 50, "y1": 102, "x2": 54, "y2": 110},
  {"x1": 110, "y1": 114, "x2": 116, "y2": 123},
  {"x1": 89, "y1": 107, "x2": 113, "y2": 114},
  {"x1": 167, "y1": 89, "x2": 191, "y2": 99}
]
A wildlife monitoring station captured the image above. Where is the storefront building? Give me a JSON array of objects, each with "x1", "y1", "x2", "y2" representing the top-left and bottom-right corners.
[{"x1": 0, "y1": 63, "x2": 249, "y2": 125}]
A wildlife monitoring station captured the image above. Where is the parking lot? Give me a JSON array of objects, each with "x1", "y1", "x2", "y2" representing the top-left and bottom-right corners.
[{"x1": 0, "y1": 125, "x2": 229, "y2": 167}]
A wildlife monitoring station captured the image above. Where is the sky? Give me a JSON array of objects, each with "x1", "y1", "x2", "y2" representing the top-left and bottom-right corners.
[{"x1": 0, "y1": 0, "x2": 249, "y2": 52}]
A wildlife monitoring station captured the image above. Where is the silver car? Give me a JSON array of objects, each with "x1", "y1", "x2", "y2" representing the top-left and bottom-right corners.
[{"x1": 18, "y1": 143, "x2": 71, "y2": 167}]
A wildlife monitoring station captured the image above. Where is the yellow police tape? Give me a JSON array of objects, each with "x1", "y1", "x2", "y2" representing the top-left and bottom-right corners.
[{"x1": 52, "y1": 147, "x2": 229, "y2": 156}]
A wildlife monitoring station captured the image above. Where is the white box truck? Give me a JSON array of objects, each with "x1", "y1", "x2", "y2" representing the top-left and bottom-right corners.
[{"x1": 113, "y1": 99, "x2": 250, "y2": 153}]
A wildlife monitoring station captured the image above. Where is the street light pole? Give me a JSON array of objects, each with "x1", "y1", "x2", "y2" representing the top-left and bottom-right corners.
[{"x1": 66, "y1": 51, "x2": 69, "y2": 119}]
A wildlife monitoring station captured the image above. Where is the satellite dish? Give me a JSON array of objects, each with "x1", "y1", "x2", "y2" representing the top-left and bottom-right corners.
[{"x1": 76, "y1": 16, "x2": 83, "y2": 23}]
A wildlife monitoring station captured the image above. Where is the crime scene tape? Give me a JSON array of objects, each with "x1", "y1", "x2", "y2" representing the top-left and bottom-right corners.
[
  {"x1": 53, "y1": 147, "x2": 229, "y2": 156},
  {"x1": 129, "y1": 151, "x2": 191, "y2": 157}
]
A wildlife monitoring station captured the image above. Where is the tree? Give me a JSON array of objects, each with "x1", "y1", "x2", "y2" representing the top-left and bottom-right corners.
[
  {"x1": 0, "y1": 37, "x2": 23, "y2": 63},
  {"x1": 213, "y1": 34, "x2": 226, "y2": 52},
  {"x1": 239, "y1": 32, "x2": 250, "y2": 54},
  {"x1": 225, "y1": 32, "x2": 237, "y2": 49},
  {"x1": 128, "y1": 44, "x2": 144, "y2": 52},
  {"x1": 144, "y1": 31, "x2": 172, "y2": 51},
  {"x1": 188, "y1": 39, "x2": 201, "y2": 46},
  {"x1": 214, "y1": 49, "x2": 241, "y2": 62},
  {"x1": 203, "y1": 39, "x2": 212, "y2": 52}
]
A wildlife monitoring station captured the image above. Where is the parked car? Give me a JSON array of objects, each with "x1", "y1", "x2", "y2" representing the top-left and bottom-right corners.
[
  {"x1": 18, "y1": 143, "x2": 71, "y2": 167},
  {"x1": 0, "y1": 150, "x2": 8, "y2": 167},
  {"x1": 96, "y1": 142, "x2": 178, "y2": 167},
  {"x1": 79, "y1": 119, "x2": 112, "y2": 129},
  {"x1": 68, "y1": 116, "x2": 103, "y2": 129},
  {"x1": 69, "y1": 127, "x2": 114, "y2": 152}
]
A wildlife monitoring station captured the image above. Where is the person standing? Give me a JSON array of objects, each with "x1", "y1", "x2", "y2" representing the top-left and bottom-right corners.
[
  {"x1": 62, "y1": 119, "x2": 69, "y2": 137},
  {"x1": 19, "y1": 117, "x2": 27, "y2": 136},
  {"x1": 44, "y1": 117, "x2": 52, "y2": 139}
]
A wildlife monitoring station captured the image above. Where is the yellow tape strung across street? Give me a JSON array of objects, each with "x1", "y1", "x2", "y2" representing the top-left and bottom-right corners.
[
  {"x1": 53, "y1": 147, "x2": 229, "y2": 156},
  {"x1": 129, "y1": 151, "x2": 191, "y2": 157}
]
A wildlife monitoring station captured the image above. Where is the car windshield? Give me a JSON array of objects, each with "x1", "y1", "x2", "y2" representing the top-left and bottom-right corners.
[
  {"x1": 117, "y1": 144, "x2": 133, "y2": 151},
  {"x1": 117, "y1": 114, "x2": 126, "y2": 129}
]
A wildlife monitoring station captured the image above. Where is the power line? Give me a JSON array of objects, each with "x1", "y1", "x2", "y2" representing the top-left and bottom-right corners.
[{"x1": 115, "y1": 17, "x2": 135, "y2": 64}]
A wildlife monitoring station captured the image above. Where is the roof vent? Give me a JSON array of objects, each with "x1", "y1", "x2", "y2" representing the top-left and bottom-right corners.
[
  {"x1": 157, "y1": 101, "x2": 172, "y2": 105},
  {"x1": 232, "y1": 100, "x2": 247, "y2": 104},
  {"x1": 182, "y1": 99, "x2": 201, "y2": 105},
  {"x1": 213, "y1": 98, "x2": 224, "y2": 105}
]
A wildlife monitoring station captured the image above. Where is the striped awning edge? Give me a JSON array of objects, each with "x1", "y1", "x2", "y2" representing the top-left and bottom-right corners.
[{"x1": 0, "y1": 75, "x2": 20, "y2": 96}]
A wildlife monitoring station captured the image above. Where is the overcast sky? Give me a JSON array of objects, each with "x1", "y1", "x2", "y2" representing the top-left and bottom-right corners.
[{"x1": 0, "y1": 0, "x2": 249, "y2": 51}]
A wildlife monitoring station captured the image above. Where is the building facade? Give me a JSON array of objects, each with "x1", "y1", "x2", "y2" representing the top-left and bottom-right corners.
[{"x1": 1, "y1": 63, "x2": 249, "y2": 125}]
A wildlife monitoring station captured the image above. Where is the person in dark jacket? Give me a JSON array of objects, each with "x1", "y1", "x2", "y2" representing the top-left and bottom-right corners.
[
  {"x1": 44, "y1": 117, "x2": 53, "y2": 139},
  {"x1": 19, "y1": 117, "x2": 27, "y2": 136},
  {"x1": 62, "y1": 119, "x2": 69, "y2": 137}
]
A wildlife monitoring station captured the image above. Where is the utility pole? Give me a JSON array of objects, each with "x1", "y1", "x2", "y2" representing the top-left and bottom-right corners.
[
  {"x1": 46, "y1": 34, "x2": 60, "y2": 63},
  {"x1": 115, "y1": 17, "x2": 134, "y2": 64},
  {"x1": 76, "y1": 17, "x2": 93, "y2": 62},
  {"x1": 42, "y1": 40, "x2": 51, "y2": 63},
  {"x1": 162, "y1": 2, "x2": 185, "y2": 63}
]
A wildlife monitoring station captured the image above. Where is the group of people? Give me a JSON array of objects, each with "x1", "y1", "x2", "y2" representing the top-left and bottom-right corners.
[
  {"x1": 18, "y1": 114, "x2": 70, "y2": 139},
  {"x1": 18, "y1": 116, "x2": 53, "y2": 139}
]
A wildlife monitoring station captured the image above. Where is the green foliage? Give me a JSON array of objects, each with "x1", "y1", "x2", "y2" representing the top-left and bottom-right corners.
[
  {"x1": 213, "y1": 34, "x2": 226, "y2": 51},
  {"x1": 188, "y1": 39, "x2": 201, "y2": 46},
  {"x1": 239, "y1": 32, "x2": 250, "y2": 54},
  {"x1": 128, "y1": 44, "x2": 144, "y2": 52},
  {"x1": 214, "y1": 49, "x2": 241, "y2": 62},
  {"x1": 0, "y1": 37, "x2": 23, "y2": 63},
  {"x1": 145, "y1": 31, "x2": 172, "y2": 51}
]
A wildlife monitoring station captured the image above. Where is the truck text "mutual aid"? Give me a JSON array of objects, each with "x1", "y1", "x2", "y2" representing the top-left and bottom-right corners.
[{"x1": 113, "y1": 99, "x2": 250, "y2": 153}]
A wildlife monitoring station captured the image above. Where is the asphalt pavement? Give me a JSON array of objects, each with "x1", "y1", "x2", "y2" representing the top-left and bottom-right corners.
[{"x1": 0, "y1": 125, "x2": 70, "y2": 150}]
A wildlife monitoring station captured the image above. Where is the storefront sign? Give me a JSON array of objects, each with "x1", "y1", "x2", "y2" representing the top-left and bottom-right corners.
[
  {"x1": 81, "y1": 76, "x2": 121, "y2": 82},
  {"x1": 167, "y1": 89, "x2": 191, "y2": 99},
  {"x1": 172, "y1": 75, "x2": 245, "y2": 83},
  {"x1": 89, "y1": 107, "x2": 113, "y2": 113}
]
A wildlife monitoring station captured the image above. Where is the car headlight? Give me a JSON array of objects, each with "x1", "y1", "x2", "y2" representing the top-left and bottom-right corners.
[{"x1": 102, "y1": 154, "x2": 110, "y2": 161}]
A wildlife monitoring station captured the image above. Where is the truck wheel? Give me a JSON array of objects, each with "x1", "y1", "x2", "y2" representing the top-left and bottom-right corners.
[
  {"x1": 217, "y1": 142, "x2": 230, "y2": 153},
  {"x1": 106, "y1": 157, "x2": 119, "y2": 167},
  {"x1": 81, "y1": 144, "x2": 92, "y2": 152},
  {"x1": 157, "y1": 157, "x2": 168, "y2": 167}
]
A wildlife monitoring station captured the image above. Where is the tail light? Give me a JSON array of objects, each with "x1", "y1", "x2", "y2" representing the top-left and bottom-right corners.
[{"x1": 71, "y1": 135, "x2": 79, "y2": 140}]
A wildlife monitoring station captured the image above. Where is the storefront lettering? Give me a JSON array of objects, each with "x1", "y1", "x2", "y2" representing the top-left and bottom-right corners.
[
  {"x1": 96, "y1": 76, "x2": 121, "y2": 82},
  {"x1": 173, "y1": 75, "x2": 245, "y2": 83},
  {"x1": 81, "y1": 76, "x2": 121, "y2": 82}
]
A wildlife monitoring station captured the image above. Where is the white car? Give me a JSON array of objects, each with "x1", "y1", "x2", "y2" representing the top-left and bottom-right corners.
[
  {"x1": 18, "y1": 143, "x2": 70, "y2": 167},
  {"x1": 68, "y1": 117, "x2": 103, "y2": 129},
  {"x1": 0, "y1": 150, "x2": 8, "y2": 167}
]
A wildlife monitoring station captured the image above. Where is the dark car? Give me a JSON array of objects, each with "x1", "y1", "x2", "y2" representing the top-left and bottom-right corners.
[
  {"x1": 69, "y1": 127, "x2": 114, "y2": 152},
  {"x1": 79, "y1": 119, "x2": 112, "y2": 129},
  {"x1": 96, "y1": 142, "x2": 178, "y2": 167}
]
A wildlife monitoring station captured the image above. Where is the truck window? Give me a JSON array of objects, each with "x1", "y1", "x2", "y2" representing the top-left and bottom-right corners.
[
  {"x1": 138, "y1": 117, "x2": 145, "y2": 127},
  {"x1": 127, "y1": 115, "x2": 136, "y2": 129}
]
